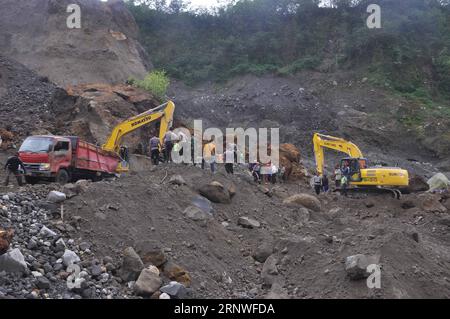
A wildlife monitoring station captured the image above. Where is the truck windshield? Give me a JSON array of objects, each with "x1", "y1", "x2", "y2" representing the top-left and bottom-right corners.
[{"x1": 19, "y1": 137, "x2": 54, "y2": 153}]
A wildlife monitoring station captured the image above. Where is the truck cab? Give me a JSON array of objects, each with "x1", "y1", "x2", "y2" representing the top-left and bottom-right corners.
[{"x1": 19, "y1": 135, "x2": 72, "y2": 184}]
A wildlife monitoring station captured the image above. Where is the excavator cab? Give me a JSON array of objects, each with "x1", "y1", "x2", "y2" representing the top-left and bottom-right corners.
[{"x1": 340, "y1": 157, "x2": 367, "y2": 182}]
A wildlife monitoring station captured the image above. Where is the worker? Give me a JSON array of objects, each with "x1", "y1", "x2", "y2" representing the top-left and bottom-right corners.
[
  {"x1": 312, "y1": 171, "x2": 322, "y2": 195},
  {"x1": 342, "y1": 161, "x2": 350, "y2": 178},
  {"x1": 4, "y1": 153, "x2": 24, "y2": 186},
  {"x1": 191, "y1": 136, "x2": 196, "y2": 165},
  {"x1": 260, "y1": 162, "x2": 271, "y2": 185},
  {"x1": 277, "y1": 166, "x2": 286, "y2": 183},
  {"x1": 341, "y1": 175, "x2": 348, "y2": 196},
  {"x1": 250, "y1": 161, "x2": 261, "y2": 183},
  {"x1": 271, "y1": 164, "x2": 278, "y2": 184},
  {"x1": 163, "y1": 127, "x2": 177, "y2": 163},
  {"x1": 149, "y1": 135, "x2": 161, "y2": 165},
  {"x1": 202, "y1": 139, "x2": 216, "y2": 173},
  {"x1": 177, "y1": 130, "x2": 188, "y2": 157},
  {"x1": 224, "y1": 148, "x2": 235, "y2": 174},
  {"x1": 322, "y1": 174, "x2": 329, "y2": 193},
  {"x1": 119, "y1": 146, "x2": 129, "y2": 168},
  {"x1": 333, "y1": 164, "x2": 342, "y2": 188}
]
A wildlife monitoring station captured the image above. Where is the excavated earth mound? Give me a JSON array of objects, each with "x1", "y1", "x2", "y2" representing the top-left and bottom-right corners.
[{"x1": 0, "y1": 0, "x2": 150, "y2": 86}]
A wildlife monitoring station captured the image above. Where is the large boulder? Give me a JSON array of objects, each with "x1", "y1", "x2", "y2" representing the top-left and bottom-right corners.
[
  {"x1": 279, "y1": 144, "x2": 301, "y2": 163},
  {"x1": 417, "y1": 193, "x2": 447, "y2": 213},
  {"x1": 0, "y1": 248, "x2": 27, "y2": 273},
  {"x1": 427, "y1": 173, "x2": 450, "y2": 192},
  {"x1": 134, "y1": 267, "x2": 162, "y2": 296},
  {"x1": 408, "y1": 175, "x2": 430, "y2": 192},
  {"x1": 283, "y1": 194, "x2": 321, "y2": 212},
  {"x1": 198, "y1": 181, "x2": 231, "y2": 204},
  {"x1": 119, "y1": 247, "x2": 144, "y2": 282}
]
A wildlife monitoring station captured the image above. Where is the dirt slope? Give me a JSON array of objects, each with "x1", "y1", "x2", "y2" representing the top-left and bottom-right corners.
[
  {"x1": 170, "y1": 73, "x2": 449, "y2": 176},
  {"x1": 57, "y1": 164, "x2": 450, "y2": 299},
  {"x1": 0, "y1": 0, "x2": 150, "y2": 86}
]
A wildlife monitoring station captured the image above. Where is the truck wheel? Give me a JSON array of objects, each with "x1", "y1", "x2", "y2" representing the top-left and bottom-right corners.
[
  {"x1": 56, "y1": 169, "x2": 70, "y2": 184},
  {"x1": 25, "y1": 176, "x2": 39, "y2": 185}
]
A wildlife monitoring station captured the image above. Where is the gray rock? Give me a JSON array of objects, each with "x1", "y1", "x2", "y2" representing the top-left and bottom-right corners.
[
  {"x1": 345, "y1": 254, "x2": 380, "y2": 280},
  {"x1": 252, "y1": 242, "x2": 273, "y2": 263},
  {"x1": 184, "y1": 206, "x2": 212, "y2": 221},
  {"x1": 169, "y1": 175, "x2": 186, "y2": 185},
  {"x1": 0, "y1": 248, "x2": 28, "y2": 273},
  {"x1": 261, "y1": 255, "x2": 278, "y2": 287},
  {"x1": 135, "y1": 241, "x2": 167, "y2": 268},
  {"x1": 134, "y1": 268, "x2": 162, "y2": 296},
  {"x1": 283, "y1": 193, "x2": 321, "y2": 212},
  {"x1": 265, "y1": 282, "x2": 289, "y2": 299},
  {"x1": 79, "y1": 242, "x2": 91, "y2": 251},
  {"x1": 238, "y1": 216, "x2": 260, "y2": 229},
  {"x1": 27, "y1": 239, "x2": 38, "y2": 250},
  {"x1": 119, "y1": 247, "x2": 144, "y2": 282},
  {"x1": 55, "y1": 238, "x2": 66, "y2": 251},
  {"x1": 47, "y1": 191, "x2": 66, "y2": 203},
  {"x1": 39, "y1": 226, "x2": 57, "y2": 238},
  {"x1": 62, "y1": 249, "x2": 80, "y2": 267},
  {"x1": 36, "y1": 276, "x2": 51, "y2": 290},
  {"x1": 62, "y1": 183, "x2": 81, "y2": 198},
  {"x1": 90, "y1": 264, "x2": 103, "y2": 277},
  {"x1": 160, "y1": 281, "x2": 187, "y2": 299},
  {"x1": 198, "y1": 182, "x2": 231, "y2": 204}
]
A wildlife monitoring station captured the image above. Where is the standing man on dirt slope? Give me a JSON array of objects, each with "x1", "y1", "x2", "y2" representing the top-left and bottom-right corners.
[
  {"x1": 149, "y1": 135, "x2": 160, "y2": 165},
  {"x1": 4, "y1": 152, "x2": 24, "y2": 186},
  {"x1": 202, "y1": 139, "x2": 216, "y2": 173},
  {"x1": 224, "y1": 148, "x2": 235, "y2": 174},
  {"x1": 312, "y1": 171, "x2": 322, "y2": 195},
  {"x1": 163, "y1": 127, "x2": 178, "y2": 163}
]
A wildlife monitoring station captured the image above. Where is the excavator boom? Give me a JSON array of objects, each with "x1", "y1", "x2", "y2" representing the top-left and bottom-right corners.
[
  {"x1": 313, "y1": 133, "x2": 363, "y2": 175},
  {"x1": 102, "y1": 100, "x2": 175, "y2": 154},
  {"x1": 313, "y1": 132, "x2": 409, "y2": 189}
]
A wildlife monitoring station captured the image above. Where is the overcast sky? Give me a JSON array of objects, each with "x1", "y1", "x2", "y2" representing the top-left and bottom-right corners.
[{"x1": 189, "y1": 0, "x2": 222, "y2": 9}]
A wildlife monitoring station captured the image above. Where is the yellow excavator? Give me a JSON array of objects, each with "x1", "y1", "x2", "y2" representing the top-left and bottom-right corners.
[
  {"x1": 313, "y1": 133, "x2": 409, "y2": 198},
  {"x1": 102, "y1": 100, "x2": 175, "y2": 172}
]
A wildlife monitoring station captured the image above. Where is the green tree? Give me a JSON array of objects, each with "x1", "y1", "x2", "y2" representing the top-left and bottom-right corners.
[{"x1": 134, "y1": 71, "x2": 170, "y2": 100}]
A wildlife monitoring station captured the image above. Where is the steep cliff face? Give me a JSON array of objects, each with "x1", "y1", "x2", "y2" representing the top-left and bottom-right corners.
[{"x1": 0, "y1": 0, "x2": 150, "y2": 86}]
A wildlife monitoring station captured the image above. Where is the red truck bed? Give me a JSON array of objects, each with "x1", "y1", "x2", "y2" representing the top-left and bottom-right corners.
[{"x1": 74, "y1": 140, "x2": 119, "y2": 174}]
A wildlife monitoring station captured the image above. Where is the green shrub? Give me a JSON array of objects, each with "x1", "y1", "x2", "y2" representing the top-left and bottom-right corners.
[{"x1": 134, "y1": 71, "x2": 170, "y2": 100}]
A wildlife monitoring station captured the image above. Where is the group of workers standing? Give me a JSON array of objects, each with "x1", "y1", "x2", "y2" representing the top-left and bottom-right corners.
[
  {"x1": 248, "y1": 161, "x2": 285, "y2": 185},
  {"x1": 312, "y1": 161, "x2": 351, "y2": 196},
  {"x1": 147, "y1": 128, "x2": 238, "y2": 175},
  {"x1": 146, "y1": 129, "x2": 287, "y2": 183}
]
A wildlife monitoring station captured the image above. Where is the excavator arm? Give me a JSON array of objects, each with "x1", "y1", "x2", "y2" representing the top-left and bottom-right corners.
[
  {"x1": 313, "y1": 133, "x2": 363, "y2": 175},
  {"x1": 102, "y1": 100, "x2": 175, "y2": 155}
]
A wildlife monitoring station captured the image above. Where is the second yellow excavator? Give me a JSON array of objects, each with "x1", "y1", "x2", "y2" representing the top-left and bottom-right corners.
[
  {"x1": 102, "y1": 100, "x2": 175, "y2": 172},
  {"x1": 313, "y1": 133, "x2": 409, "y2": 198}
]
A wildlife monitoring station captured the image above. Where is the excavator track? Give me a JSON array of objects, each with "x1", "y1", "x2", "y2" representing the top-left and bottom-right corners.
[{"x1": 334, "y1": 186, "x2": 403, "y2": 199}]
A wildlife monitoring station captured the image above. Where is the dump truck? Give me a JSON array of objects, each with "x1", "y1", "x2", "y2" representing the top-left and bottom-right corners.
[
  {"x1": 19, "y1": 136, "x2": 120, "y2": 184},
  {"x1": 18, "y1": 100, "x2": 176, "y2": 184}
]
